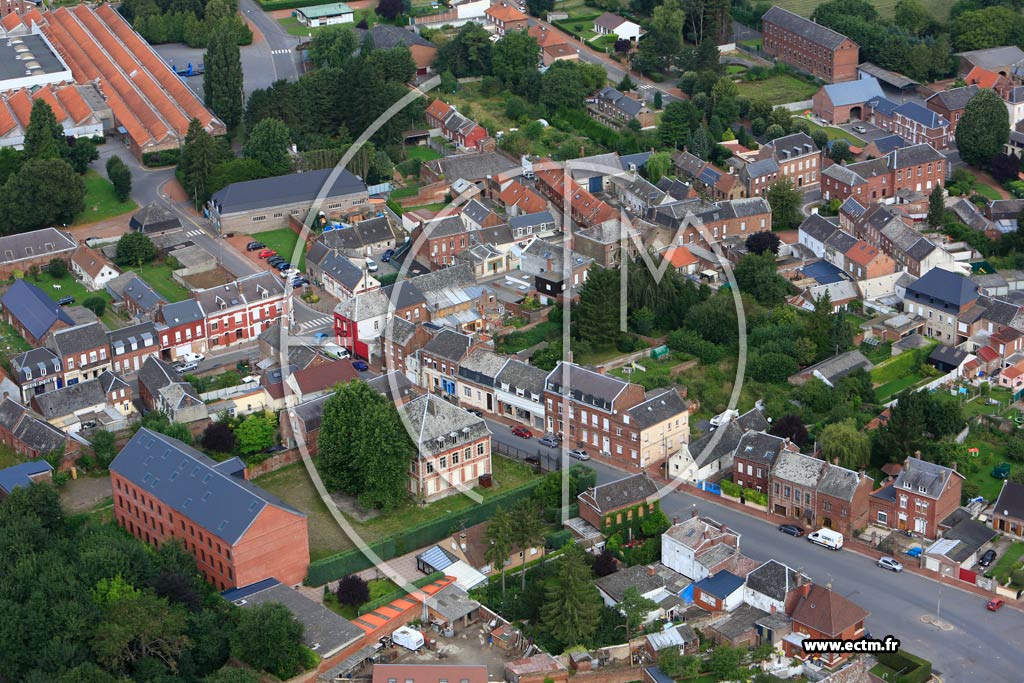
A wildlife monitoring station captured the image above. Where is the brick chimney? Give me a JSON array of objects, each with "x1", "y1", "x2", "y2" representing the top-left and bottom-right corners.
[
  {"x1": 691, "y1": 508, "x2": 699, "y2": 519},
  {"x1": 647, "y1": 565, "x2": 657, "y2": 577},
  {"x1": 672, "y1": 516, "x2": 679, "y2": 525}
]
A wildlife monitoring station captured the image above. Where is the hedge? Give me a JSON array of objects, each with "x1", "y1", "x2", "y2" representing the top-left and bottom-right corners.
[
  {"x1": 305, "y1": 480, "x2": 542, "y2": 586},
  {"x1": 256, "y1": 0, "x2": 341, "y2": 10},
  {"x1": 357, "y1": 572, "x2": 444, "y2": 616},
  {"x1": 870, "y1": 343, "x2": 935, "y2": 386},
  {"x1": 875, "y1": 650, "x2": 932, "y2": 683},
  {"x1": 143, "y1": 148, "x2": 181, "y2": 168}
]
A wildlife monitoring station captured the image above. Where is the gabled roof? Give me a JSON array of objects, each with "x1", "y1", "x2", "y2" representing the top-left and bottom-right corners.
[
  {"x1": 817, "y1": 464, "x2": 867, "y2": 502},
  {"x1": 821, "y1": 77, "x2": 884, "y2": 107},
  {"x1": 889, "y1": 143, "x2": 945, "y2": 169},
  {"x1": 745, "y1": 560, "x2": 807, "y2": 603},
  {"x1": 398, "y1": 393, "x2": 490, "y2": 455},
  {"x1": 32, "y1": 371, "x2": 123, "y2": 419},
  {"x1": 495, "y1": 359, "x2": 547, "y2": 396},
  {"x1": 0, "y1": 459, "x2": 53, "y2": 495},
  {"x1": 772, "y1": 451, "x2": 825, "y2": 488},
  {"x1": 210, "y1": 168, "x2": 366, "y2": 216},
  {"x1": 593, "y1": 11, "x2": 628, "y2": 30},
  {"x1": 0, "y1": 397, "x2": 65, "y2": 455},
  {"x1": 111, "y1": 428, "x2": 304, "y2": 544},
  {"x1": 578, "y1": 473, "x2": 658, "y2": 514},
  {"x1": 420, "y1": 329, "x2": 472, "y2": 363},
  {"x1": 799, "y1": 213, "x2": 839, "y2": 243},
  {"x1": 358, "y1": 24, "x2": 436, "y2": 49},
  {"x1": 762, "y1": 6, "x2": 851, "y2": 49},
  {"x1": 159, "y1": 299, "x2": 205, "y2": 327},
  {"x1": 790, "y1": 584, "x2": 869, "y2": 636},
  {"x1": 895, "y1": 101, "x2": 948, "y2": 128},
  {"x1": 121, "y1": 275, "x2": 166, "y2": 310},
  {"x1": 995, "y1": 480, "x2": 1024, "y2": 521},
  {"x1": 47, "y1": 321, "x2": 107, "y2": 358},
  {"x1": 869, "y1": 134, "x2": 907, "y2": 155},
  {"x1": 627, "y1": 389, "x2": 688, "y2": 429},
  {"x1": 905, "y1": 268, "x2": 978, "y2": 309},
  {"x1": 545, "y1": 361, "x2": 629, "y2": 409},
  {"x1": 891, "y1": 456, "x2": 962, "y2": 500},
  {"x1": 1, "y1": 279, "x2": 74, "y2": 340},
  {"x1": 926, "y1": 85, "x2": 980, "y2": 111}
]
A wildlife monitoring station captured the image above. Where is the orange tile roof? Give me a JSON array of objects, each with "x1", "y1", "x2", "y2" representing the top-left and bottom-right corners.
[
  {"x1": 0, "y1": 100, "x2": 16, "y2": 137},
  {"x1": 544, "y1": 44, "x2": 576, "y2": 59},
  {"x1": 965, "y1": 66, "x2": 1003, "y2": 91},
  {"x1": 54, "y1": 85, "x2": 92, "y2": 124},
  {"x1": 845, "y1": 240, "x2": 879, "y2": 267},
  {"x1": 22, "y1": 8, "x2": 43, "y2": 25},
  {"x1": 2, "y1": 13, "x2": 22, "y2": 31},
  {"x1": 31, "y1": 86, "x2": 69, "y2": 125},
  {"x1": 6, "y1": 89, "x2": 33, "y2": 129},
  {"x1": 529, "y1": 24, "x2": 568, "y2": 48},
  {"x1": 978, "y1": 345, "x2": 1000, "y2": 362},
  {"x1": 664, "y1": 246, "x2": 697, "y2": 268},
  {"x1": 486, "y1": 3, "x2": 527, "y2": 22},
  {"x1": 514, "y1": 188, "x2": 547, "y2": 214},
  {"x1": 426, "y1": 98, "x2": 451, "y2": 120},
  {"x1": 1003, "y1": 362, "x2": 1024, "y2": 380}
]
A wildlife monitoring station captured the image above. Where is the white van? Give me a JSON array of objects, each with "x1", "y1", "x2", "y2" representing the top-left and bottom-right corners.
[
  {"x1": 807, "y1": 528, "x2": 844, "y2": 550},
  {"x1": 391, "y1": 626, "x2": 424, "y2": 651},
  {"x1": 322, "y1": 342, "x2": 349, "y2": 360}
]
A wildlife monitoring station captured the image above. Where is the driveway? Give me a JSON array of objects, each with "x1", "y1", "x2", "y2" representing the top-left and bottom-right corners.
[
  {"x1": 835, "y1": 120, "x2": 888, "y2": 144},
  {"x1": 578, "y1": 459, "x2": 1024, "y2": 683}
]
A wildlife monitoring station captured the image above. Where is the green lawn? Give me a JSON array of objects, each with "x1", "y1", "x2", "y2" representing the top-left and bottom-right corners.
[
  {"x1": 256, "y1": 456, "x2": 538, "y2": 560},
  {"x1": 405, "y1": 202, "x2": 450, "y2": 214},
  {"x1": 588, "y1": 33, "x2": 618, "y2": 50},
  {"x1": 735, "y1": 73, "x2": 818, "y2": 105},
  {"x1": 962, "y1": 387, "x2": 1013, "y2": 419},
  {"x1": 496, "y1": 320, "x2": 561, "y2": 354},
  {"x1": 0, "y1": 320, "x2": 30, "y2": 374},
  {"x1": 801, "y1": 119, "x2": 867, "y2": 147},
  {"x1": 962, "y1": 437, "x2": 1011, "y2": 501},
  {"x1": 127, "y1": 262, "x2": 191, "y2": 303},
  {"x1": 610, "y1": 353, "x2": 690, "y2": 389},
  {"x1": 991, "y1": 541, "x2": 1024, "y2": 584},
  {"x1": 325, "y1": 578, "x2": 399, "y2": 618},
  {"x1": 725, "y1": 64, "x2": 747, "y2": 76},
  {"x1": 391, "y1": 184, "x2": 422, "y2": 199},
  {"x1": 874, "y1": 374, "x2": 925, "y2": 402},
  {"x1": 769, "y1": 0, "x2": 951, "y2": 19},
  {"x1": 252, "y1": 228, "x2": 306, "y2": 271},
  {"x1": 73, "y1": 170, "x2": 138, "y2": 227},
  {"x1": 971, "y1": 182, "x2": 1003, "y2": 201},
  {"x1": 406, "y1": 146, "x2": 441, "y2": 163},
  {"x1": 25, "y1": 270, "x2": 111, "y2": 310},
  {"x1": 860, "y1": 341, "x2": 892, "y2": 364}
]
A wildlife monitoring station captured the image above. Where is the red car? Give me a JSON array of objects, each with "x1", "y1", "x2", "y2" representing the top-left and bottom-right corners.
[
  {"x1": 987, "y1": 598, "x2": 1005, "y2": 611},
  {"x1": 258, "y1": 249, "x2": 277, "y2": 259},
  {"x1": 511, "y1": 426, "x2": 532, "y2": 439}
]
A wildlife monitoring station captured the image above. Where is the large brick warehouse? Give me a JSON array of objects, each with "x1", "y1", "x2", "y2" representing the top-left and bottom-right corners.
[{"x1": 110, "y1": 428, "x2": 310, "y2": 590}]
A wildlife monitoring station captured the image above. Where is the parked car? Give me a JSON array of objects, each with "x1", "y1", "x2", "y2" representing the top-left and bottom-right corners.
[
  {"x1": 524, "y1": 456, "x2": 541, "y2": 466},
  {"x1": 538, "y1": 436, "x2": 559, "y2": 448},
  {"x1": 778, "y1": 524, "x2": 804, "y2": 537},
  {"x1": 988, "y1": 598, "x2": 1005, "y2": 611},
  {"x1": 381, "y1": 249, "x2": 395, "y2": 262},
  {"x1": 322, "y1": 343, "x2": 349, "y2": 360},
  {"x1": 173, "y1": 361, "x2": 198, "y2": 373},
  {"x1": 877, "y1": 557, "x2": 903, "y2": 572},
  {"x1": 465, "y1": 408, "x2": 483, "y2": 417},
  {"x1": 259, "y1": 249, "x2": 277, "y2": 259},
  {"x1": 511, "y1": 425, "x2": 532, "y2": 438},
  {"x1": 852, "y1": 124, "x2": 867, "y2": 133},
  {"x1": 365, "y1": 258, "x2": 378, "y2": 272},
  {"x1": 313, "y1": 332, "x2": 330, "y2": 344},
  {"x1": 56, "y1": 296, "x2": 74, "y2": 306},
  {"x1": 179, "y1": 352, "x2": 204, "y2": 364},
  {"x1": 275, "y1": 262, "x2": 292, "y2": 271},
  {"x1": 246, "y1": 241, "x2": 266, "y2": 251},
  {"x1": 292, "y1": 279, "x2": 309, "y2": 288},
  {"x1": 267, "y1": 256, "x2": 285, "y2": 266},
  {"x1": 568, "y1": 449, "x2": 590, "y2": 460},
  {"x1": 979, "y1": 549, "x2": 997, "y2": 567},
  {"x1": 351, "y1": 360, "x2": 368, "y2": 371}
]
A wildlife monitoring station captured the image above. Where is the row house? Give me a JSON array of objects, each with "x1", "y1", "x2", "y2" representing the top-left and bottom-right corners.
[
  {"x1": 498, "y1": 180, "x2": 548, "y2": 217},
  {"x1": 585, "y1": 86, "x2": 656, "y2": 130},
  {"x1": 137, "y1": 358, "x2": 208, "y2": 424},
  {"x1": 382, "y1": 316, "x2": 432, "y2": 382},
  {"x1": 0, "y1": 228, "x2": 76, "y2": 282},
  {"x1": 154, "y1": 299, "x2": 208, "y2": 362},
  {"x1": 108, "y1": 322, "x2": 159, "y2": 376},
  {"x1": 306, "y1": 242, "x2": 380, "y2": 300},
  {"x1": 456, "y1": 347, "x2": 508, "y2": 414},
  {"x1": 653, "y1": 197, "x2": 773, "y2": 251},
  {"x1": 544, "y1": 362, "x2": 689, "y2": 468},
  {"x1": 925, "y1": 85, "x2": 979, "y2": 134},
  {"x1": 572, "y1": 220, "x2": 639, "y2": 271},
  {"x1": 494, "y1": 359, "x2": 547, "y2": 430},
  {"x1": 534, "y1": 163, "x2": 618, "y2": 228},
  {"x1": 413, "y1": 215, "x2": 472, "y2": 269},
  {"x1": 612, "y1": 173, "x2": 668, "y2": 217},
  {"x1": 461, "y1": 198, "x2": 503, "y2": 231},
  {"x1": 521, "y1": 237, "x2": 593, "y2": 300},
  {"x1": 0, "y1": 397, "x2": 69, "y2": 460},
  {"x1": 820, "y1": 142, "x2": 946, "y2": 203},
  {"x1": 320, "y1": 213, "x2": 404, "y2": 259},
  {"x1": 454, "y1": 243, "x2": 513, "y2": 279},
  {"x1": 869, "y1": 456, "x2": 963, "y2": 539},
  {"x1": 849, "y1": 203, "x2": 951, "y2": 277},
  {"x1": 419, "y1": 329, "x2": 473, "y2": 400},
  {"x1": 768, "y1": 450, "x2": 874, "y2": 537},
  {"x1": 732, "y1": 431, "x2": 798, "y2": 493},
  {"x1": 843, "y1": 240, "x2": 896, "y2": 280},
  {"x1": 743, "y1": 132, "x2": 821, "y2": 196},
  {"x1": 867, "y1": 98, "x2": 951, "y2": 149},
  {"x1": 761, "y1": 5, "x2": 859, "y2": 83},
  {"x1": 673, "y1": 151, "x2": 744, "y2": 201},
  {"x1": 902, "y1": 267, "x2": 980, "y2": 344},
  {"x1": 400, "y1": 393, "x2": 492, "y2": 502},
  {"x1": 192, "y1": 273, "x2": 287, "y2": 350},
  {"x1": 9, "y1": 348, "x2": 63, "y2": 401},
  {"x1": 47, "y1": 322, "x2": 111, "y2": 387},
  {"x1": 425, "y1": 99, "x2": 489, "y2": 150},
  {"x1": 111, "y1": 428, "x2": 310, "y2": 590},
  {"x1": 109, "y1": 274, "x2": 167, "y2": 320},
  {"x1": 31, "y1": 370, "x2": 133, "y2": 432}
]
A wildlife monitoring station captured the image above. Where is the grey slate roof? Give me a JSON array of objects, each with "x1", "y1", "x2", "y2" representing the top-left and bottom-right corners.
[
  {"x1": 799, "y1": 213, "x2": 839, "y2": 243},
  {"x1": 321, "y1": 215, "x2": 399, "y2": 252},
  {"x1": 357, "y1": 24, "x2": 435, "y2": 49},
  {"x1": 762, "y1": 5, "x2": 850, "y2": 49},
  {"x1": 159, "y1": 299, "x2": 205, "y2": 326},
  {"x1": 382, "y1": 315, "x2": 418, "y2": 346},
  {"x1": 627, "y1": 388, "x2": 688, "y2": 429},
  {"x1": 108, "y1": 321, "x2": 157, "y2": 355},
  {"x1": 596, "y1": 563, "x2": 688, "y2": 603},
  {"x1": 578, "y1": 473, "x2": 659, "y2": 514},
  {"x1": 771, "y1": 451, "x2": 825, "y2": 488},
  {"x1": 707, "y1": 603, "x2": 768, "y2": 639},
  {"x1": 895, "y1": 101, "x2": 947, "y2": 128},
  {"x1": 0, "y1": 227, "x2": 76, "y2": 265},
  {"x1": 0, "y1": 459, "x2": 53, "y2": 495},
  {"x1": 821, "y1": 77, "x2": 884, "y2": 107},
  {"x1": 425, "y1": 152, "x2": 518, "y2": 183},
  {"x1": 817, "y1": 464, "x2": 864, "y2": 502},
  {"x1": 122, "y1": 275, "x2": 167, "y2": 310},
  {"x1": 905, "y1": 268, "x2": 978, "y2": 310},
  {"x1": 130, "y1": 203, "x2": 182, "y2": 233},
  {"x1": 110, "y1": 428, "x2": 304, "y2": 544},
  {"x1": 941, "y1": 518, "x2": 996, "y2": 563},
  {"x1": 495, "y1": 359, "x2": 547, "y2": 397},
  {"x1": 994, "y1": 481, "x2": 1024, "y2": 521},
  {"x1": 32, "y1": 372, "x2": 125, "y2": 419},
  {"x1": 742, "y1": 157, "x2": 779, "y2": 180},
  {"x1": 734, "y1": 431, "x2": 790, "y2": 467},
  {"x1": 822, "y1": 164, "x2": 866, "y2": 187},
  {"x1": 509, "y1": 211, "x2": 555, "y2": 230},
  {"x1": 890, "y1": 143, "x2": 945, "y2": 169},
  {"x1": 926, "y1": 85, "x2": 979, "y2": 112},
  {"x1": 366, "y1": 371, "x2": 417, "y2": 404},
  {"x1": 825, "y1": 229, "x2": 858, "y2": 254},
  {"x1": 545, "y1": 362, "x2": 629, "y2": 410},
  {"x1": 421, "y1": 328, "x2": 472, "y2": 363},
  {"x1": 308, "y1": 244, "x2": 368, "y2": 290},
  {"x1": 462, "y1": 198, "x2": 493, "y2": 226},
  {"x1": 892, "y1": 457, "x2": 960, "y2": 500},
  {"x1": 595, "y1": 86, "x2": 643, "y2": 117},
  {"x1": 870, "y1": 134, "x2": 907, "y2": 155},
  {"x1": 398, "y1": 393, "x2": 490, "y2": 455},
  {"x1": 955, "y1": 46, "x2": 1024, "y2": 71},
  {"x1": 10, "y1": 347, "x2": 61, "y2": 383},
  {"x1": 689, "y1": 420, "x2": 744, "y2": 468},
  {"x1": 798, "y1": 350, "x2": 873, "y2": 384},
  {"x1": 745, "y1": 559, "x2": 805, "y2": 603},
  {"x1": 0, "y1": 397, "x2": 66, "y2": 454},
  {"x1": 210, "y1": 168, "x2": 367, "y2": 216},
  {"x1": 767, "y1": 132, "x2": 818, "y2": 158},
  {"x1": 47, "y1": 322, "x2": 108, "y2": 358},
  {"x1": 1, "y1": 279, "x2": 74, "y2": 340},
  {"x1": 656, "y1": 177, "x2": 693, "y2": 201},
  {"x1": 457, "y1": 347, "x2": 507, "y2": 387}
]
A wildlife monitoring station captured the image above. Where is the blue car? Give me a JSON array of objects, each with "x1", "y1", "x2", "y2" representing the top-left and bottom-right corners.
[
  {"x1": 313, "y1": 332, "x2": 330, "y2": 344},
  {"x1": 381, "y1": 249, "x2": 395, "y2": 263},
  {"x1": 352, "y1": 360, "x2": 368, "y2": 371}
]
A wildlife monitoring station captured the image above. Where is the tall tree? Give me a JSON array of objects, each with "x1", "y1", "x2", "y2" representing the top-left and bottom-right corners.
[
  {"x1": 308, "y1": 24, "x2": 358, "y2": 69},
  {"x1": 67, "y1": 138, "x2": 99, "y2": 174},
  {"x1": 116, "y1": 231, "x2": 157, "y2": 267},
  {"x1": 575, "y1": 267, "x2": 621, "y2": 350},
  {"x1": 618, "y1": 586, "x2": 658, "y2": 643},
  {"x1": 204, "y1": 20, "x2": 244, "y2": 128},
  {"x1": 376, "y1": 0, "x2": 404, "y2": 20},
  {"x1": 23, "y1": 99, "x2": 68, "y2": 161},
  {"x1": 230, "y1": 603, "x2": 306, "y2": 680},
  {"x1": 244, "y1": 118, "x2": 291, "y2": 176},
  {"x1": 493, "y1": 31, "x2": 540, "y2": 96},
  {"x1": 689, "y1": 125, "x2": 710, "y2": 160},
  {"x1": 927, "y1": 184, "x2": 945, "y2": 228},
  {"x1": 735, "y1": 251, "x2": 790, "y2": 306},
  {"x1": 511, "y1": 500, "x2": 546, "y2": 590},
  {"x1": 106, "y1": 155, "x2": 133, "y2": 203},
  {"x1": 819, "y1": 420, "x2": 871, "y2": 470},
  {"x1": 0, "y1": 158, "x2": 85, "y2": 232},
  {"x1": 179, "y1": 118, "x2": 217, "y2": 204},
  {"x1": 540, "y1": 543, "x2": 601, "y2": 647},
  {"x1": 829, "y1": 140, "x2": 854, "y2": 163},
  {"x1": 745, "y1": 231, "x2": 781, "y2": 255},
  {"x1": 317, "y1": 381, "x2": 415, "y2": 510},
  {"x1": 643, "y1": 151, "x2": 672, "y2": 183},
  {"x1": 956, "y1": 88, "x2": 1009, "y2": 167},
  {"x1": 765, "y1": 177, "x2": 803, "y2": 230},
  {"x1": 485, "y1": 507, "x2": 514, "y2": 596},
  {"x1": 770, "y1": 414, "x2": 809, "y2": 447},
  {"x1": 233, "y1": 412, "x2": 277, "y2": 454}
]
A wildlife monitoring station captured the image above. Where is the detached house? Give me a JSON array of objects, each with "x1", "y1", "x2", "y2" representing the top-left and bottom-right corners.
[
  {"x1": 592, "y1": 12, "x2": 642, "y2": 42},
  {"x1": 484, "y1": 3, "x2": 528, "y2": 35},
  {"x1": 578, "y1": 473, "x2": 660, "y2": 533},
  {"x1": 425, "y1": 100, "x2": 489, "y2": 150},
  {"x1": 902, "y1": 267, "x2": 979, "y2": 344},
  {"x1": 869, "y1": 456, "x2": 963, "y2": 539},
  {"x1": 661, "y1": 513, "x2": 741, "y2": 582},
  {"x1": 70, "y1": 244, "x2": 120, "y2": 290},
  {"x1": 586, "y1": 87, "x2": 656, "y2": 130},
  {"x1": 784, "y1": 584, "x2": 869, "y2": 669}
]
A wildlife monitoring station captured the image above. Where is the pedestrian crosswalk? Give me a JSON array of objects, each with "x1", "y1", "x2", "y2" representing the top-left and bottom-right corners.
[
  {"x1": 271, "y1": 49, "x2": 291, "y2": 55},
  {"x1": 185, "y1": 229, "x2": 204, "y2": 237},
  {"x1": 297, "y1": 315, "x2": 332, "y2": 332}
]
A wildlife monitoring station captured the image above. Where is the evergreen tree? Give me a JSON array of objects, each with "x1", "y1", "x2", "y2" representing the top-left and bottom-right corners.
[
  {"x1": 23, "y1": 99, "x2": 68, "y2": 161},
  {"x1": 765, "y1": 177, "x2": 803, "y2": 230},
  {"x1": 956, "y1": 88, "x2": 1009, "y2": 167},
  {"x1": 485, "y1": 507, "x2": 514, "y2": 596},
  {"x1": 204, "y1": 20, "x2": 244, "y2": 128},
  {"x1": 106, "y1": 156, "x2": 133, "y2": 203},
  {"x1": 575, "y1": 267, "x2": 620, "y2": 350},
  {"x1": 540, "y1": 543, "x2": 601, "y2": 647},
  {"x1": 179, "y1": 118, "x2": 217, "y2": 204},
  {"x1": 928, "y1": 184, "x2": 945, "y2": 228},
  {"x1": 689, "y1": 125, "x2": 710, "y2": 159},
  {"x1": 511, "y1": 500, "x2": 545, "y2": 590},
  {"x1": 243, "y1": 118, "x2": 291, "y2": 176}
]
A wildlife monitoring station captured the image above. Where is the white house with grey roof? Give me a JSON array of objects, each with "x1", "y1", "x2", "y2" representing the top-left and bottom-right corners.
[
  {"x1": 742, "y1": 559, "x2": 809, "y2": 614},
  {"x1": 667, "y1": 406, "x2": 770, "y2": 483},
  {"x1": 30, "y1": 370, "x2": 132, "y2": 432},
  {"x1": 456, "y1": 347, "x2": 507, "y2": 415},
  {"x1": 494, "y1": 359, "x2": 547, "y2": 429}
]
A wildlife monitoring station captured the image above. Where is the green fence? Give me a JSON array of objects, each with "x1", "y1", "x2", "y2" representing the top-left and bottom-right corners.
[
  {"x1": 305, "y1": 481, "x2": 542, "y2": 586},
  {"x1": 357, "y1": 572, "x2": 444, "y2": 616}
]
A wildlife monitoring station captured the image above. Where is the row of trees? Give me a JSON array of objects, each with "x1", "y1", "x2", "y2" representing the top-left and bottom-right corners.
[
  {"x1": 120, "y1": 0, "x2": 251, "y2": 47},
  {"x1": 0, "y1": 484, "x2": 309, "y2": 683}
]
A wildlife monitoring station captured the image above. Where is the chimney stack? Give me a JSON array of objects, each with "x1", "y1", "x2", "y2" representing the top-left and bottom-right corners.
[
  {"x1": 672, "y1": 516, "x2": 679, "y2": 525},
  {"x1": 647, "y1": 565, "x2": 656, "y2": 577},
  {"x1": 691, "y1": 509, "x2": 699, "y2": 519}
]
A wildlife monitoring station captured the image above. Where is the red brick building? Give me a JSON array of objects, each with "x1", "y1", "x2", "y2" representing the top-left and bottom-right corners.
[
  {"x1": 577, "y1": 472, "x2": 660, "y2": 531},
  {"x1": 761, "y1": 6, "x2": 859, "y2": 83},
  {"x1": 925, "y1": 85, "x2": 979, "y2": 134},
  {"x1": 814, "y1": 464, "x2": 874, "y2": 538},
  {"x1": 155, "y1": 299, "x2": 208, "y2": 362},
  {"x1": 412, "y1": 215, "x2": 472, "y2": 269},
  {"x1": 732, "y1": 431, "x2": 798, "y2": 493},
  {"x1": 0, "y1": 396, "x2": 70, "y2": 459},
  {"x1": 110, "y1": 428, "x2": 310, "y2": 589},
  {"x1": 192, "y1": 272, "x2": 286, "y2": 350},
  {"x1": 535, "y1": 164, "x2": 618, "y2": 228},
  {"x1": 820, "y1": 143, "x2": 945, "y2": 203},
  {"x1": 425, "y1": 99, "x2": 489, "y2": 150},
  {"x1": 484, "y1": 3, "x2": 528, "y2": 35},
  {"x1": 784, "y1": 584, "x2": 869, "y2": 668},
  {"x1": 869, "y1": 456, "x2": 963, "y2": 539}
]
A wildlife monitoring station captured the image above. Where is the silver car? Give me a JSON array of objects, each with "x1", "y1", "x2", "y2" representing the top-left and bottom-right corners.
[
  {"x1": 877, "y1": 557, "x2": 903, "y2": 572},
  {"x1": 569, "y1": 449, "x2": 590, "y2": 460}
]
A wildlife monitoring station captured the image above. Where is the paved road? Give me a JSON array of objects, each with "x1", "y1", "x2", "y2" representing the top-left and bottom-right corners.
[
  {"x1": 574, "y1": 459, "x2": 1024, "y2": 683},
  {"x1": 240, "y1": 0, "x2": 303, "y2": 86}
]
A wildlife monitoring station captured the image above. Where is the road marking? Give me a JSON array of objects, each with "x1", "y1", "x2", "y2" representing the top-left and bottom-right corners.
[
  {"x1": 271, "y1": 49, "x2": 291, "y2": 55},
  {"x1": 185, "y1": 229, "x2": 204, "y2": 237},
  {"x1": 298, "y1": 315, "x2": 332, "y2": 332}
]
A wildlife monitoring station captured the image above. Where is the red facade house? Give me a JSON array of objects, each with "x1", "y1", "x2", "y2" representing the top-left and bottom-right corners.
[{"x1": 784, "y1": 584, "x2": 869, "y2": 668}]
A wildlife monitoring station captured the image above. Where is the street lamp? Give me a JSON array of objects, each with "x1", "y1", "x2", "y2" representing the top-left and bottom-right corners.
[{"x1": 936, "y1": 566, "x2": 952, "y2": 622}]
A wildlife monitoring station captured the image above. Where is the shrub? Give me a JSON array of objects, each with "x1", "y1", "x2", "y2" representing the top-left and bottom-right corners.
[
  {"x1": 142, "y1": 148, "x2": 181, "y2": 167},
  {"x1": 82, "y1": 296, "x2": 106, "y2": 317},
  {"x1": 720, "y1": 480, "x2": 742, "y2": 497}
]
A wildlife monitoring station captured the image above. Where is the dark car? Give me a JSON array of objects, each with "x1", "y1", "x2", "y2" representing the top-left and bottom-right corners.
[
  {"x1": 292, "y1": 279, "x2": 309, "y2": 288},
  {"x1": 275, "y1": 262, "x2": 292, "y2": 271},
  {"x1": 267, "y1": 256, "x2": 285, "y2": 266},
  {"x1": 352, "y1": 360, "x2": 369, "y2": 371},
  {"x1": 382, "y1": 249, "x2": 395, "y2": 262},
  {"x1": 465, "y1": 408, "x2": 483, "y2": 417},
  {"x1": 56, "y1": 296, "x2": 75, "y2": 306},
  {"x1": 524, "y1": 456, "x2": 541, "y2": 467},
  {"x1": 979, "y1": 549, "x2": 997, "y2": 568},
  {"x1": 246, "y1": 241, "x2": 266, "y2": 251},
  {"x1": 778, "y1": 524, "x2": 804, "y2": 537}
]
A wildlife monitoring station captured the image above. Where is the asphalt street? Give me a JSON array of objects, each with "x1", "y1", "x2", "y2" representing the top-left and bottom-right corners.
[{"x1": 484, "y1": 419, "x2": 1024, "y2": 682}]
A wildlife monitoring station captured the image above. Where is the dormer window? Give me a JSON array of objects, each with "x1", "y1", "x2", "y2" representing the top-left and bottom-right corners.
[
  {"x1": 918, "y1": 485, "x2": 926, "y2": 493},
  {"x1": 903, "y1": 481, "x2": 912, "y2": 489}
]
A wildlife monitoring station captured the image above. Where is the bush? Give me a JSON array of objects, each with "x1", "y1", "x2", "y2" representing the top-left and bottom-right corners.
[
  {"x1": 720, "y1": 479, "x2": 742, "y2": 497},
  {"x1": 142, "y1": 149, "x2": 181, "y2": 167},
  {"x1": 743, "y1": 488, "x2": 768, "y2": 506},
  {"x1": 46, "y1": 258, "x2": 68, "y2": 279},
  {"x1": 82, "y1": 296, "x2": 106, "y2": 317}
]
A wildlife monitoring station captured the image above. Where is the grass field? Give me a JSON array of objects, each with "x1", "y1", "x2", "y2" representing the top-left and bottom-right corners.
[
  {"x1": 971, "y1": 182, "x2": 1003, "y2": 201},
  {"x1": 768, "y1": 0, "x2": 952, "y2": 20},
  {"x1": 128, "y1": 262, "x2": 191, "y2": 303},
  {"x1": 278, "y1": 10, "x2": 374, "y2": 36},
  {"x1": 0, "y1": 320, "x2": 31, "y2": 373},
  {"x1": 391, "y1": 184, "x2": 422, "y2": 199},
  {"x1": 874, "y1": 374, "x2": 925, "y2": 401},
  {"x1": 735, "y1": 73, "x2": 817, "y2": 105},
  {"x1": 406, "y1": 147, "x2": 441, "y2": 163},
  {"x1": 253, "y1": 228, "x2": 306, "y2": 270},
  {"x1": 256, "y1": 456, "x2": 538, "y2": 560},
  {"x1": 961, "y1": 387, "x2": 1013, "y2": 419},
  {"x1": 962, "y1": 436, "x2": 1012, "y2": 501},
  {"x1": 991, "y1": 541, "x2": 1024, "y2": 584},
  {"x1": 73, "y1": 170, "x2": 138, "y2": 227},
  {"x1": 802, "y1": 119, "x2": 866, "y2": 146},
  {"x1": 496, "y1": 320, "x2": 560, "y2": 353}
]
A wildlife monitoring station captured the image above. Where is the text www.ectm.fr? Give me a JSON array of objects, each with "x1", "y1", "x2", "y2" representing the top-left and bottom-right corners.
[{"x1": 802, "y1": 637, "x2": 901, "y2": 654}]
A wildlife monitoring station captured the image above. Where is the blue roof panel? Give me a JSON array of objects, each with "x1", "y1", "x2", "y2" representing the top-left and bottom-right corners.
[
  {"x1": 418, "y1": 545, "x2": 455, "y2": 571},
  {"x1": 0, "y1": 279, "x2": 74, "y2": 341},
  {"x1": 800, "y1": 260, "x2": 848, "y2": 285},
  {"x1": 823, "y1": 76, "x2": 885, "y2": 107},
  {"x1": 694, "y1": 570, "x2": 744, "y2": 599},
  {"x1": 0, "y1": 460, "x2": 53, "y2": 494}
]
